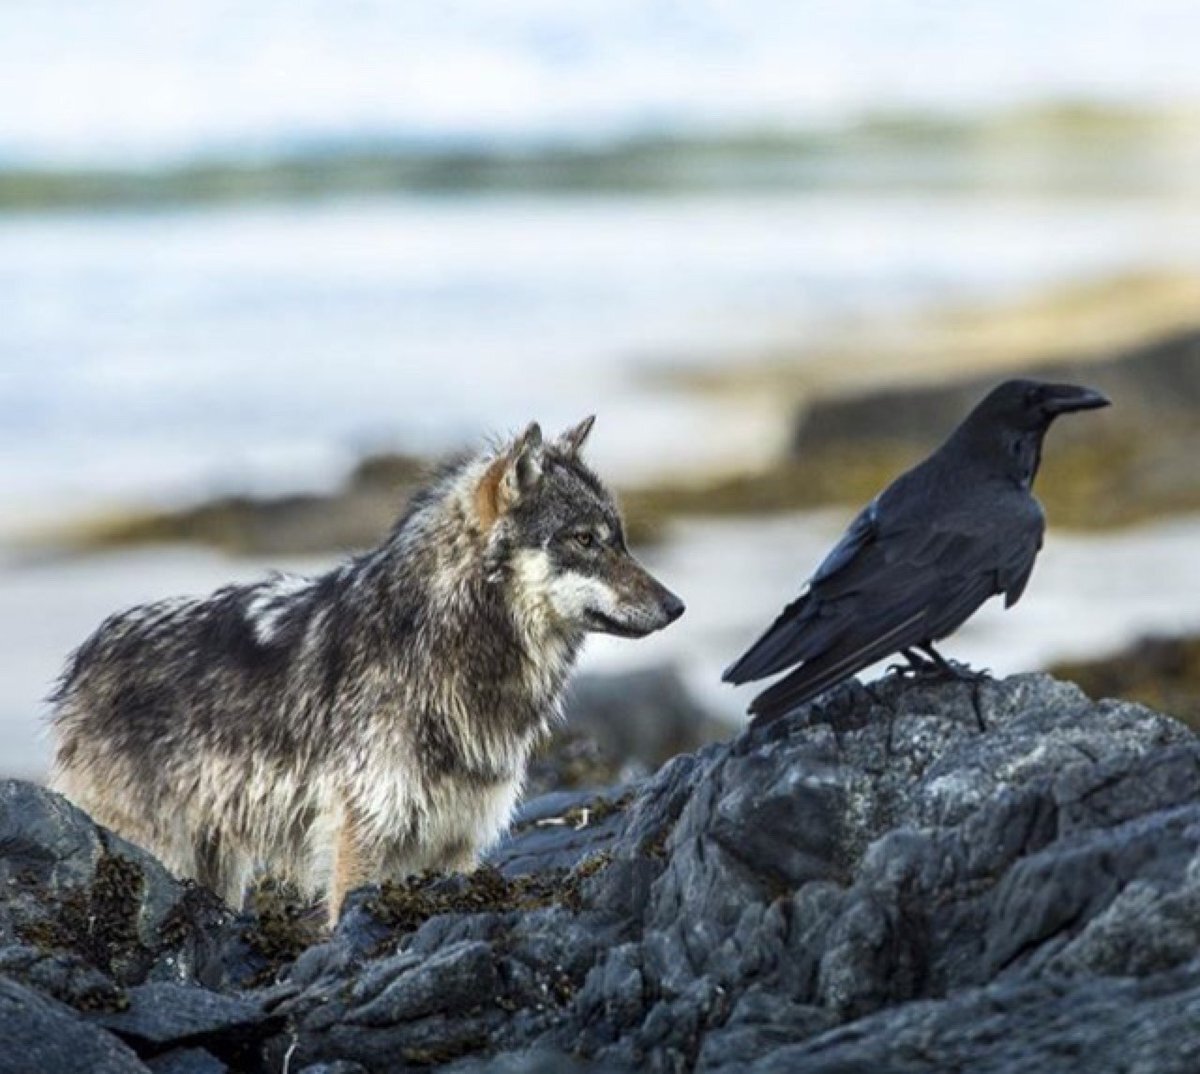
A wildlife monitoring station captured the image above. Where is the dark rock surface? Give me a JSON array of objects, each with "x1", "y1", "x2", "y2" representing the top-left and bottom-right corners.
[
  {"x1": 0, "y1": 780, "x2": 232, "y2": 989},
  {"x1": 0, "y1": 975, "x2": 150, "y2": 1074},
  {"x1": 4, "y1": 673, "x2": 1200, "y2": 1072}
]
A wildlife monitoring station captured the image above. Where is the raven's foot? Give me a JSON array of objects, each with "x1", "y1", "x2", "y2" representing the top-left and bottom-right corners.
[
  {"x1": 886, "y1": 648, "x2": 940, "y2": 680},
  {"x1": 938, "y1": 660, "x2": 992, "y2": 685},
  {"x1": 968, "y1": 681, "x2": 989, "y2": 733},
  {"x1": 917, "y1": 644, "x2": 991, "y2": 683}
]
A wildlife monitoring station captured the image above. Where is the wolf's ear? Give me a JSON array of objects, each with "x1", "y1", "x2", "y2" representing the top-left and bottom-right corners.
[
  {"x1": 476, "y1": 422, "x2": 544, "y2": 527},
  {"x1": 505, "y1": 421, "x2": 544, "y2": 499},
  {"x1": 556, "y1": 414, "x2": 595, "y2": 457}
]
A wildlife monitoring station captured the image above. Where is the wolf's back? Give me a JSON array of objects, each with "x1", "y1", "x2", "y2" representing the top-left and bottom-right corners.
[{"x1": 50, "y1": 575, "x2": 327, "y2": 783}]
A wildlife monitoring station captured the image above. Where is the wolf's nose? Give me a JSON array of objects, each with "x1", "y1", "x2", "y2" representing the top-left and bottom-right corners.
[{"x1": 662, "y1": 592, "x2": 686, "y2": 623}]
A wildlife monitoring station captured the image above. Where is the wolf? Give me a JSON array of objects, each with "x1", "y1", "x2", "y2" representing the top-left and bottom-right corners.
[{"x1": 50, "y1": 417, "x2": 684, "y2": 922}]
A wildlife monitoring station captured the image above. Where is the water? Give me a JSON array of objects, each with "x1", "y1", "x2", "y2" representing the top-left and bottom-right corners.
[
  {"x1": 4, "y1": 0, "x2": 1200, "y2": 521},
  {"x1": 5, "y1": 193, "x2": 1200, "y2": 526}
]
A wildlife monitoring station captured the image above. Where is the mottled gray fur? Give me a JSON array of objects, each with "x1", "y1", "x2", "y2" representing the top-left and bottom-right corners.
[{"x1": 50, "y1": 418, "x2": 684, "y2": 921}]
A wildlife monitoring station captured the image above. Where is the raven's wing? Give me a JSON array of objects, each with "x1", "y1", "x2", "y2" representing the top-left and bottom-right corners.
[
  {"x1": 742, "y1": 496, "x2": 1044, "y2": 727},
  {"x1": 722, "y1": 499, "x2": 880, "y2": 684}
]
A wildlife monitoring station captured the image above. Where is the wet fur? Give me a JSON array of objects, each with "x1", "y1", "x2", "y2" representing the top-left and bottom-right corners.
[{"x1": 50, "y1": 422, "x2": 679, "y2": 920}]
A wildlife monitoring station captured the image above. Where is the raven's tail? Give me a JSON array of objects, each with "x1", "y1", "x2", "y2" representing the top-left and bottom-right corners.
[
  {"x1": 747, "y1": 611, "x2": 926, "y2": 728},
  {"x1": 722, "y1": 591, "x2": 820, "y2": 684}
]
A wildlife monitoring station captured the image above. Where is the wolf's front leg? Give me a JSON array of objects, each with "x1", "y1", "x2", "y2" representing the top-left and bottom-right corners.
[
  {"x1": 443, "y1": 841, "x2": 480, "y2": 876},
  {"x1": 329, "y1": 804, "x2": 379, "y2": 927}
]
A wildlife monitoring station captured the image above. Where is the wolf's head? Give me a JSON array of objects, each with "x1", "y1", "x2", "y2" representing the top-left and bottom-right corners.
[{"x1": 476, "y1": 417, "x2": 685, "y2": 638}]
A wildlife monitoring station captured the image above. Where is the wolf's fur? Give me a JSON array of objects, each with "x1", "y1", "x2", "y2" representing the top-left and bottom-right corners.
[{"x1": 50, "y1": 419, "x2": 683, "y2": 921}]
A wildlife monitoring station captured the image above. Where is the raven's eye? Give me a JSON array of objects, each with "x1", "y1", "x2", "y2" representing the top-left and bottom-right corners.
[{"x1": 572, "y1": 532, "x2": 596, "y2": 550}]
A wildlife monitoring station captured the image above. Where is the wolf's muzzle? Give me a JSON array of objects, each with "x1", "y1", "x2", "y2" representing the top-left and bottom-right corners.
[
  {"x1": 586, "y1": 571, "x2": 686, "y2": 638},
  {"x1": 624, "y1": 577, "x2": 685, "y2": 637}
]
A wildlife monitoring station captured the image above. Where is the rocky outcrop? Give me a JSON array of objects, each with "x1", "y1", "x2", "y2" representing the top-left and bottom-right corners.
[
  {"x1": 793, "y1": 326, "x2": 1200, "y2": 454},
  {"x1": 53, "y1": 453, "x2": 430, "y2": 559},
  {"x1": 4, "y1": 673, "x2": 1200, "y2": 1072}
]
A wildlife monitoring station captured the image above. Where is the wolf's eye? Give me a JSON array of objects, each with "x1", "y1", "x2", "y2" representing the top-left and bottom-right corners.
[{"x1": 572, "y1": 532, "x2": 596, "y2": 550}]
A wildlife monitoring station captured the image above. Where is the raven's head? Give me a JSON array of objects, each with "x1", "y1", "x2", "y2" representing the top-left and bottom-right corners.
[
  {"x1": 957, "y1": 379, "x2": 1110, "y2": 486},
  {"x1": 978, "y1": 379, "x2": 1111, "y2": 432}
]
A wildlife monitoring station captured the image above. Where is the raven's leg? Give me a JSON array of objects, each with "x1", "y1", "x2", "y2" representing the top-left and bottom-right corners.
[
  {"x1": 918, "y1": 643, "x2": 990, "y2": 732},
  {"x1": 917, "y1": 643, "x2": 991, "y2": 682},
  {"x1": 903, "y1": 647, "x2": 935, "y2": 670},
  {"x1": 886, "y1": 647, "x2": 938, "y2": 678}
]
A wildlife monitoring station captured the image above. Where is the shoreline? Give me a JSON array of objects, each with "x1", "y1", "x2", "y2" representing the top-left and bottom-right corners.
[
  {"x1": 21, "y1": 268, "x2": 1200, "y2": 562},
  {"x1": 6, "y1": 102, "x2": 1200, "y2": 212}
]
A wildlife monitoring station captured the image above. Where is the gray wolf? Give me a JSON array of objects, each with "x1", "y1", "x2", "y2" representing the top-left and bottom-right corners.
[
  {"x1": 51, "y1": 417, "x2": 684, "y2": 921},
  {"x1": 724, "y1": 380, "x2": 1109, "y2": 725}
]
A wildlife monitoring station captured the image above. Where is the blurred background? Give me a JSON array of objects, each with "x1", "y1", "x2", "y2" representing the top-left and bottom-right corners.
[{"x1": 4, "y1": 0, "x2": 1200, "y2": 779}]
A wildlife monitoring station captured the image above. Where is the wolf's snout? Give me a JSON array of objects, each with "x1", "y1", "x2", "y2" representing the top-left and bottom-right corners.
[
  {"x1": 638, "y1": 578, "x2": 685, "y2": 633},
  {"x1": 579, "y1": 558, "x2": 686, "y2": 639},
  {"x1": 661, "y1": 590, "x2": 686, "y2": 623}
]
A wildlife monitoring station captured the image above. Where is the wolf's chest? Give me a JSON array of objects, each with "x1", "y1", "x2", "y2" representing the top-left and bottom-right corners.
[
  {"x1": 423, "y1": 774, "x2": 523, "y2": 860},
  {"x1": 355, "y1": 751, "x2": 525, "y2": 870}
]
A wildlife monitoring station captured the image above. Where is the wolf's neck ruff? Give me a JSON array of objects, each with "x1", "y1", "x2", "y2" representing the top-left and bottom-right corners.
[{"x1": 357, "y1": 464, "x2": 583, "y2": 785}]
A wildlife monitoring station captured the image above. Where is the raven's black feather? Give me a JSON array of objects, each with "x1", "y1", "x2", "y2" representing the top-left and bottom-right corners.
[{"x1": 725, "y1": 379, "x2": 1109, "y2": 727}]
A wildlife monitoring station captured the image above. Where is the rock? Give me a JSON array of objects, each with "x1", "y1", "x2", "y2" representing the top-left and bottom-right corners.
[
  {"x1": 749, "y1": 964, "x2": 1200, "y2": 1074},
  {"x1": 793, "y1": 326, "x2": 1200, "y2": 454},
  {"x1": 0, "y1": 943, "x2": 128, "y2": 1012},
  {"x1": 55, "y1": 452, "x2": 430, "y2": 559},
  {"x1": 4, "y1": 672, "x2": 1200, "y2": 1071},
  {"x1": 565, "y1": 667, "x2": 726, "y2": 774},
  {"x1": 0, "y1": 781, "x2": 232, "y2": 989},
  {"x1": 445, "y1": 1050, "x2": 620, "y2": 1073},
  {"x1": 146, "y1": 1050, "x2": 228, "y2": 1074},
  {"x1": 787, "y1": 327, "x2": 1200, "y2": 530},
  {"x1": 0, "y1": 976, "x2": 150, "y2": 1074},
  {"x1": 88, "y1": 981, "x2": 278, "y2": 1057},
  {"x1": 495, "y1": 788, "x2": 632, "y2": 876}
]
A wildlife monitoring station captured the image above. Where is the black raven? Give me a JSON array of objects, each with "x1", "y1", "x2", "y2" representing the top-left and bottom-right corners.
[{"x1": 724, "y1": 379, "x2": 1110, "y2": 727}]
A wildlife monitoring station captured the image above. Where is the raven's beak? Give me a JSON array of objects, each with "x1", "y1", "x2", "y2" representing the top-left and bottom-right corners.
[{"x1": 1043, "y1": 384, "x2": 1111, "y2": 415}]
